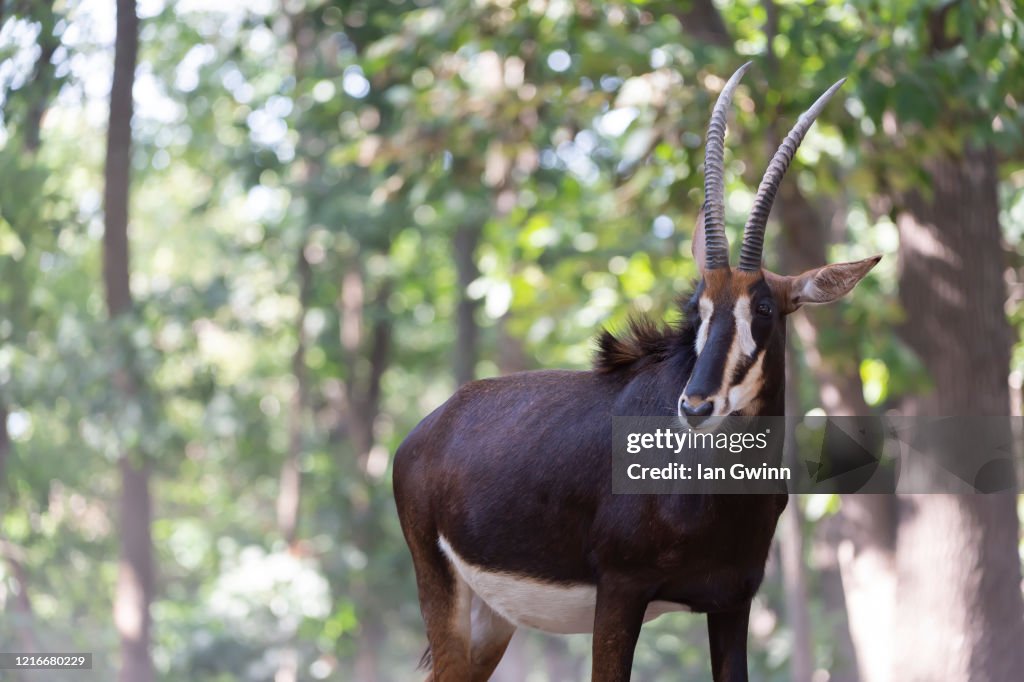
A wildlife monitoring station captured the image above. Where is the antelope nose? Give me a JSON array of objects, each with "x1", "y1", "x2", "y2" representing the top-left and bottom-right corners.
[{"x1": 681, "y1": 400, "x2": 714, "y2": 426}]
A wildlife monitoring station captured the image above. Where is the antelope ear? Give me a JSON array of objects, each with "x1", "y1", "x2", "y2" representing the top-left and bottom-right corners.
[
  {"x1": 692, "y1": 207, "x2": 707, "y2": 276},
  {"x1": 766, "y1": 255, "x2": 881, "y2": 314}
]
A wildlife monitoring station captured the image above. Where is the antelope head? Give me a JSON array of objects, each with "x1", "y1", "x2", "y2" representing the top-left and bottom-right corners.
[{"x1": 679, "y1": 63, "x2": 880, "y2": 428}]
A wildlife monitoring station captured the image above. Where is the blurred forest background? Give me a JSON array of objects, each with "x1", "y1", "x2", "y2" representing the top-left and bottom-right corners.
[{"x1": 1, "y1": 0, "x2": 1023, "y2": 681}]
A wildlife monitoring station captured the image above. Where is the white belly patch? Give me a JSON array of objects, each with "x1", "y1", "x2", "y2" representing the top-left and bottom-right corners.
[{"x1": 438, "y1": 535, "x2": 689, "y2": 634}]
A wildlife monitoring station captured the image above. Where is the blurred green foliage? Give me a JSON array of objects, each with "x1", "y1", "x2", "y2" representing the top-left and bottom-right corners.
[{"x1": 0, "y1": 0, "x2": 1022, "y2": 680}]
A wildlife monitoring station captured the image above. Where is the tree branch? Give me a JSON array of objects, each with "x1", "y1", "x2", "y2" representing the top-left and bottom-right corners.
[{"x1": 670, "y1": 0, "x2": 731, "y2": 46}]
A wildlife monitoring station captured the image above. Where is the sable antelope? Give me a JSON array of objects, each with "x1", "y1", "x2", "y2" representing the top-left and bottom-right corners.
[{"x1": 393, "y1": 63, "x2": 880, "y2": 681}]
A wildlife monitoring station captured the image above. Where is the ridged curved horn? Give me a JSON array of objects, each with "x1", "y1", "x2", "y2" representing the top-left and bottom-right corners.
[
  {"x1": 702, "y1": 62, "x2": 752, "y2": 271},
  {"x1": 737, "y1": 78, "x2": 847, "y2": 272}
]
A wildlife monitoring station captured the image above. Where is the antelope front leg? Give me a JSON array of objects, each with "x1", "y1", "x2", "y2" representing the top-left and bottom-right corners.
[
  {"x1": 591, "y1": 578, "x2": 648, "y2": 682},
  {"x1": 707, "y1": 604, "x2": 751, "y2": 682}
]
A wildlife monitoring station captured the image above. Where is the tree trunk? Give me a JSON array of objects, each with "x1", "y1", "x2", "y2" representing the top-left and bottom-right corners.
[
  {"x1": 497, "y1": 313, "x2": 530, "y2": 374},
  {"x1": 277, "y1": 7, "x2": 314, "y2": 549},
  {"x1": 831, "y1": 492, "x2": 895, "y2": 682},
  {"x1": 0, "y1": 392, "x2": 37, "y2": 661},
  {"x1": 337, "y1": 264, "x2": 393, "y2": 680},
  {"x1": 339, "y1": 266, "x2": 393, "y2": 469},
  {"x1": 452, "y1": 221, "x2": 482, "y2": 386},
  {"x1": 358, "y1": 279, "x2": 393, "y2": 465},
  {"x1": 492, "y1": 632, "x2": 529, "y2": 681},
  {"x1": 113, "y1": 457, "x2": 154, "y2": 682},
  {"x1": 890, "y1": 146, "x2": 1024, "y2": 682},
  {"x1": 779, "y1": 340, "x2": 813, "y2": 682},
  {"x1": 103, "y1": 0, "x2": 138, "y2": 320},
  {"x1": 277, "y1": 246, "x2": 311, "y2": 550},
  {"x1": 23, "y1": 34, "x2": 59, "y2": 155},
  {"x1": 352, "y1": 620, "x2": 385, "y2": 682},
  {"x1": 104, "y1": 3, "x2": 154, "y2": 681},
  {"x1": 777, "y1": 184, "x2": 879, "y2": 682},
  {"x1": 0, "y1": 538, "x2": 39, "y2": 662},
  {"x1": 0, "y1": 398, "x2": 8, "y2": 496},
  {"x1": 340, "y1": 267, "x2": 370, "y2": 456}
]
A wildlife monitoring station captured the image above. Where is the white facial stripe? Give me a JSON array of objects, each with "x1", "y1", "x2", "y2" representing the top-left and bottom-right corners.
[
  {"x1": 705, "y1": 318, "x2": 745, "y2": 414},
  {"x1": 727, "y1": 351, "x2": 765, "y2": 414},
  {"x1": 695, "y1": 298, "x2": 714, "y2": 355},
  {"x1": 682, "y1": 295, "x2": 763, "y2": 419},
  {"x1": 698, "y1": 351, "x2": 764, "y2": 419},
  {"x1": 733, "y1": 296, "x2": 756, "y2": 356}
]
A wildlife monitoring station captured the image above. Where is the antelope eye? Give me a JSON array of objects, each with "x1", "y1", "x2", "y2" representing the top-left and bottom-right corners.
[{"x1": 756, "y1": 301, "x2": 774, "y2": 317}]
